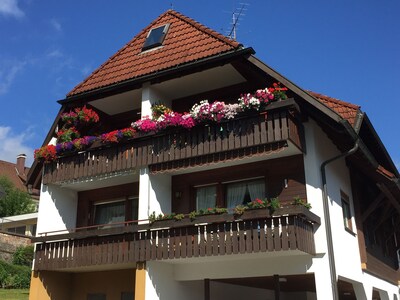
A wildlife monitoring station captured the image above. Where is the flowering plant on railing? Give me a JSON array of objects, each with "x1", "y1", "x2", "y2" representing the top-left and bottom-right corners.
[
  {"x1": 56, "y1": 127, "x2": 80, "y2": 143},
  {"x1": 151, "y1": 102, "x2": 172, "y2": 119},
  {"x1": 268, "y1": 82, "x2": 288, "y2": 101},
  {"x1": 61, "y1": 106, "x2": 100, "y2": 126},
  {"x1": 55, "y1": 136, "x2": 97, "y2": 153},
  {"x1": 100, "y1": 128, "x2": 136, "y2": 143},
  {"x1": 34, "y1": 127, "x2": 135, "y2": 161},
  {"x1": 147, "y1": 196, "x2": 312, "y2": 225},
  {"x1": 34, "y1": 83, "x2": 288, "y2": 162},
  {"x1": 34, "y1": 145, "x2": 57, "y2": 162},
  {"x1": 149, "y1": 207, "x2": 228, "y2": 223}
]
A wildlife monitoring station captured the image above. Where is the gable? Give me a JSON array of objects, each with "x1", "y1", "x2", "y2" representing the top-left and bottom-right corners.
[{"x1": 67, "y1": 10, "x2": 241, "y2": 97}]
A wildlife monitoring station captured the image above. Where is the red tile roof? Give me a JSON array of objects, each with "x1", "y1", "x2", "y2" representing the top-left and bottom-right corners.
[
  {"x1": 68, "y1": 10, "x2": 241, "y2": 97},
  {"x1": 308, "y1": 91, "x2": 360, "y2": 126},
  {"x1": 0, "y1": 160, "x2": 28, "y2": 192}
]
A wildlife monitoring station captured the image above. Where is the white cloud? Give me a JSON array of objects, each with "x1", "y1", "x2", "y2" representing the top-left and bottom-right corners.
[
  {"x1": 0, "y1": 60, "x2": 26, "y2": 95},
  {"x1": 0, "y1": 0, "x2": 24, "y2": 19},
  {"x1": 50, "y1": 18, "x2": 62, "y2": 32},
  {"x1": 0, "y1": 126, "x2": 34, "y2": 166},
  {"x1": 47, "y1": 49, "x2": 63, "y2": 59}
]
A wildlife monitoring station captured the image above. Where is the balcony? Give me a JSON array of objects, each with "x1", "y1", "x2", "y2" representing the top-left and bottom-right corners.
[
  {"x1": 32, "y1": 206, "x2": 320, "y2": 271},
  {"x1": 42, "y1": 99, "x2": 304, "y2": 184}
]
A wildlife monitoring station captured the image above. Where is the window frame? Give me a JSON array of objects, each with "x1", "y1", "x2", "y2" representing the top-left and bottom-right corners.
[{"x1": 142, "y1": 23, "x2": 170, "y2": 51}]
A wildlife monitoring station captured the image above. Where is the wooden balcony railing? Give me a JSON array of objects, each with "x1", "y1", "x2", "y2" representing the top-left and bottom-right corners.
[
  {"x1": 32, "y1": 206, "x2": 319, "y2": 271},
  {"x1": 43, "y1": 99, "x2": 304, "y2": 184}
]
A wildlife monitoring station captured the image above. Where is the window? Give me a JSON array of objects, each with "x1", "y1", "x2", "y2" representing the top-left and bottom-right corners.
[
  {"x1": 94, "y1": 200, "x2": 125, "y2": 227},
  {"x1": 142, "y1": 24, "x2": 169, "y2": 51},
  {"x1": 194, "y1": 178, "x2": 266, "y2": 210},
  {"x1": 93, "y1": 197, "x2": 138, "y2": 228},
  {"x1": 341, "y1": 192, "x2": 353, "y2": 231},
  {"x1": 226, "y1": 179, "x2": 265, "y2": 208},
  {"x1": 7, "y1": 226, "x2": 26, "y2": 235},
  {"x1": 196, "y1": 185, "x2": 217, "y2": 210}
]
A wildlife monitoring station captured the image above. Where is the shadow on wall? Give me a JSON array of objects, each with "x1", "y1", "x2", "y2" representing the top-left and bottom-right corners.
[
  {"x1": 40, "y1": 184, "x2": 78, "y2": 233},
  {"x1": 30, "y1": 270, "x2": 72, "y2": 300},
  {"x1": 150, "y1": 173, "x2": 171, "y2": 214}
]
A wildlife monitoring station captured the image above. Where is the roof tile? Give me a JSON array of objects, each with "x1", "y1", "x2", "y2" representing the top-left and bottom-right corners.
[
  {"x1": 68, "y1": 10, "x2": 240, "y2": 97},
  {"x1": 308, "y1": 91, "x2": 360, "y2": 126}
]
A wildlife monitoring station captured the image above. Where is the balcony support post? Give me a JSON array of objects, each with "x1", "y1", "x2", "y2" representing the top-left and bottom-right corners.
[
  {"x1": 273, "y1": 274, "x2": 280, "y2": 300},
  {"x1": 134, "y1": 262, "x2": 146, "y2": 300},
  {"x1": 204, "y1": 278, "x2": 210, "y2": 300}
]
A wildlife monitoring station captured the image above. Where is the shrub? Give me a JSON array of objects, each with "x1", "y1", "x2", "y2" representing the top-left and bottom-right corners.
[
  {"x1": 12, "y1": 245, "x2": 34, "y2": 267},
  {"x1": 0, "y1": 260, "x2": 31, "y2": 289}
]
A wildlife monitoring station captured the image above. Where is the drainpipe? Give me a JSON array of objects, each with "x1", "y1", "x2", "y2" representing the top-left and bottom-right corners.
[{"x1": 320, "y1": 114, "x2": 363, "y2": 300}]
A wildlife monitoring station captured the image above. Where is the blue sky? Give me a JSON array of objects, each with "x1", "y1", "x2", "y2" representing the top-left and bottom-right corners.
[{"x1": 0, "y1": 0, "x2": 399, "y2": 170}]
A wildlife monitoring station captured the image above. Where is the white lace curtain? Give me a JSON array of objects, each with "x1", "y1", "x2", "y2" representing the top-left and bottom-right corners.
[
  {"x1": 227, "y1": 182, "x2": 247, "y2": 208},
  {"x1": 247, "y1": 180, "x2": 265, "y2": 201},
  {"x1": 196, "y1": 186, "x2": 217, "y2": 210},
  {"x1": 94, "y1": 201, "x2": 125, "y2": 226},
  {"x1": 227, "y1": 179, "x2": 265, "y2": 208}
]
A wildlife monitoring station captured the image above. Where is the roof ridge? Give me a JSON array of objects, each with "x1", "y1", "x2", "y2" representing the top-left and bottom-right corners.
[
  {"x1": 307, "y1": 90, "x2": 360, "y2": 109},
  {"x1": 167, "y1": 10, "x2": 241, "y2": 48}
]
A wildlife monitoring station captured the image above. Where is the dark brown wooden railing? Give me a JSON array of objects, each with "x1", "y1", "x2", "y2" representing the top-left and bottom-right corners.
[
  {"x1": 32, "y1": 206, "x2": 319, "y2": 271},
  {"x1": 43, "y1": 100, "x2": 303, "y2": 184}
]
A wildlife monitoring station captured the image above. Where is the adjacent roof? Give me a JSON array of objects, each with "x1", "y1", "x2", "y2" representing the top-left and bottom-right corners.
[
  {"x1": 67, "y1": 10, "x2": 241, "y2": 97},
  {"x1": 0, "y1": 159, "x2": 28, "y2": 192},
  {"x1": 308, "y1": 91, "x2": 360, "y2": 126}
]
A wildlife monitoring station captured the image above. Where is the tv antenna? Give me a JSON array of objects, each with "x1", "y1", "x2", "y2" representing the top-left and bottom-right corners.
[{"x1": 227, "y1": 3, "x2": 248, "y2": 40}]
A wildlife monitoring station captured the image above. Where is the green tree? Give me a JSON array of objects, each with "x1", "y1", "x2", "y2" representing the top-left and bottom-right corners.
[{"x1": 0, "y1": 176, "x2": 35, "y2": 217}]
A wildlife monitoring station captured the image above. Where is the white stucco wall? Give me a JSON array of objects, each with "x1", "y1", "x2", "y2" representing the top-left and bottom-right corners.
[
  {"x1": 146, "y1": 261, "x2": 203, "y2": 300},
  {"x1": 36, "y1": 183, "x2": 78, "y2": 235},
  {"x1": 303, "y1": 119, "x2": 399, "y2": 298}
]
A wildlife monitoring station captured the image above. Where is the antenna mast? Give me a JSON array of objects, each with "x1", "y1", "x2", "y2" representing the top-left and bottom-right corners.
[{"x1": 228, "y1": 3, "x2": 248, "y2": 40}]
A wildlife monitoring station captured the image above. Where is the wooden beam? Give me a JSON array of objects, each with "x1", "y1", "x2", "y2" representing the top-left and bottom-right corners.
[
  {"x1": 377, "y1": 183, "x2": 400, "y2": 214},
  {"x1": 373, "y1": 201, "x2": 392, "y2": 230},
  {"x1": 361, "y1": 192, "x2": 385, "y2": 222}
]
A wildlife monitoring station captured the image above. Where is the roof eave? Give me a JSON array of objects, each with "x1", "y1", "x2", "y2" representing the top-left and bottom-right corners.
[
  {"x1": 59, "y1": 47, "x2": 255, "y2": 105},
  {"x1": 361, "y1": 113, "x2": 399, "y2": 177},
  {"x1": 246, "y1": 55, "x2": 343, "y2": 124}
]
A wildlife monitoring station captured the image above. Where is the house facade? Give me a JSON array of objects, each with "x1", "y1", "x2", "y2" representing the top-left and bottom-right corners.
[{"x1": 27, "y1": 10, "x2": 399, "y2": 300}]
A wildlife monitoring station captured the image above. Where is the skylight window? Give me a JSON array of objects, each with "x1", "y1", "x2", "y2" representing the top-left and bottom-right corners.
[{"x1": 142, "y1": 24, "x2": 170, "y2": 51}]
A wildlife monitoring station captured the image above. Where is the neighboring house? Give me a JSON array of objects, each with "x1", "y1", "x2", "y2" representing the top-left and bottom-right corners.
[
  {"x1": 27, "y1": 10, "x2": 399, "y2": 300},
  {"x1": 0, "y1": 154, "x2": 39, "y2": 234},
  {"x1": 0, "y1": 212, "x2": 38, "y2": 236},
  {"x1": 0, "y1": 154, "x2": 40, "y2": 211},
  {"x1": 0, "y1": 155, "x2": 38, "y2": 262}
]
